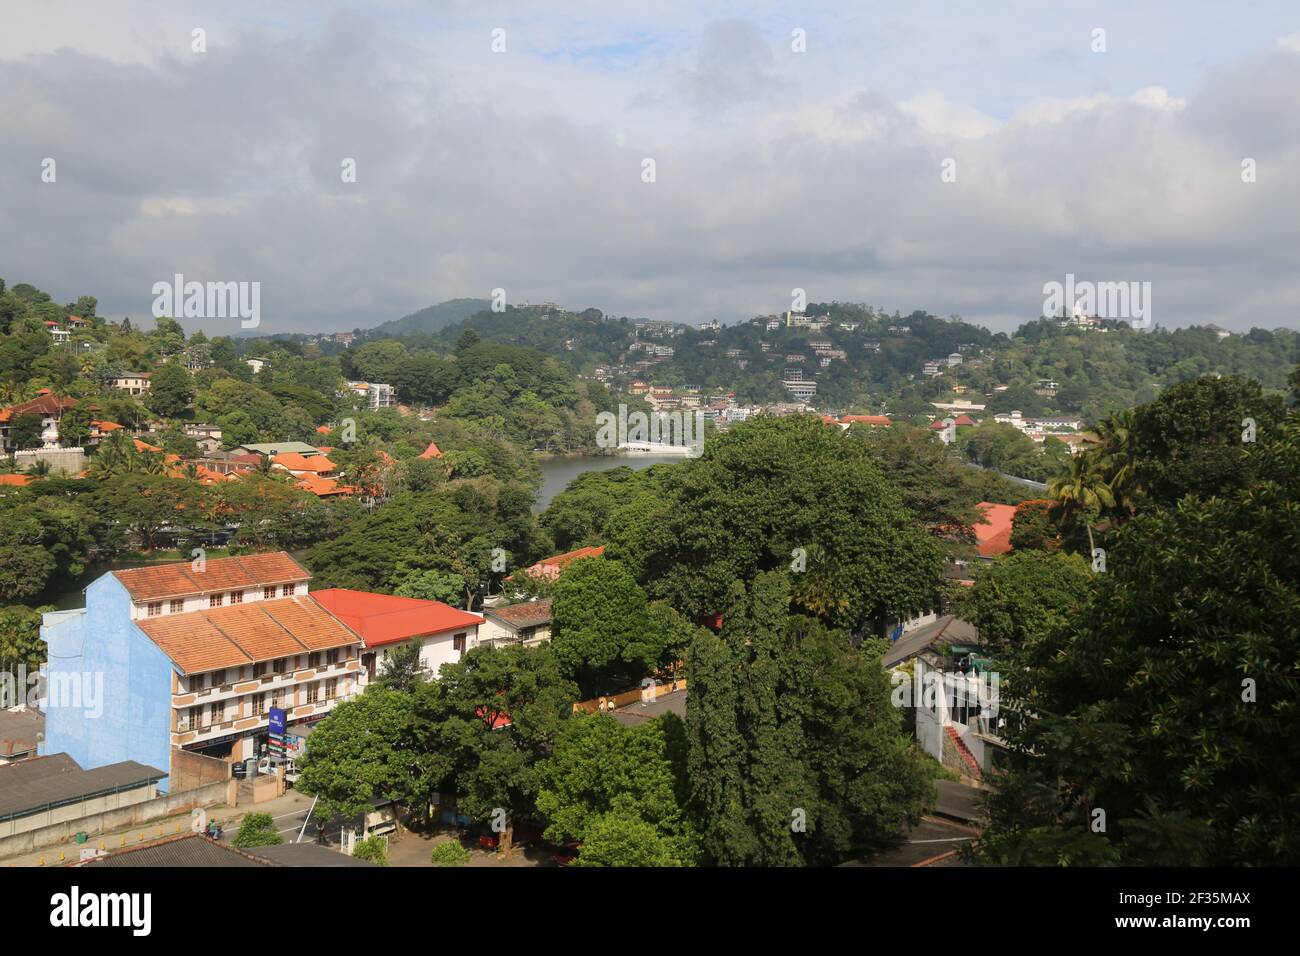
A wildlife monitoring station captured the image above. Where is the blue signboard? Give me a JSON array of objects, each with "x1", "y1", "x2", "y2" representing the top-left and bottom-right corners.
[{"x1": 268, "y1": 707, "x2": 287, "y2": 736}]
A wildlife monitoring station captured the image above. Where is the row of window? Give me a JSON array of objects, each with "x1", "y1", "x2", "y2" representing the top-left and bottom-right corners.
[
  {"x1": 144, "y1": 582, "x2": 302, "y2": 617},
  {"x1": 180, "y1": 678, "x2": 341, "y2": 731},
  {"x1": 189, "y1": 648, "x2": 345, "y2": 691}
]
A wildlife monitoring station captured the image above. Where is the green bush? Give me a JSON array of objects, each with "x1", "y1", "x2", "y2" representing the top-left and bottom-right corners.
[
  {"x1": 352, "y1": 835, "x2": 389, "y2": 866},
  {"x1": 430, "y1": 840, "x2": 470, "y2": 867},
  {"x1": 231, "y1": 812, "x2": 283, "y2": 848}
]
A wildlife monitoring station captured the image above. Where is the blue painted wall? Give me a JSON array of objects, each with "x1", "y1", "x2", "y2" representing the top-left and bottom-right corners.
[{"x1": 40, "y1": 573, "x2": 177, "y2": 791}]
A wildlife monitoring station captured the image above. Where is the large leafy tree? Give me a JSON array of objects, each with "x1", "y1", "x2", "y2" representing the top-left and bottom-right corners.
[
  {"x1": 148, "y1": 361, "x2": 196, "y2": 418},
  {"x1": 1126, "y1": 374, "x2": 1288, "y2": 507},
  {"x1": 295, "y1": 686, "x2": 429, "y2": 822},
  {"x1": 958, "y1": 551, "x2": 1093, "y2": 651},
  {"x1": 412, "y1": 643, "x2": 577, "y2": 851},
  {"x1": 978, "y1": 419, "x2": 1300, "y2": 865},
  {"x1": 606, "y1": 415, "x2": 944, "y2": 636},
  {"x1": 550, "y1": 557, "x2": 663, "y2": 696},
  {"x1": 687, "y1": 571, "x2": 932, "y2": 866},
  {"x1": 535, "y1": 712, "x2": 698, "y2": 865}
]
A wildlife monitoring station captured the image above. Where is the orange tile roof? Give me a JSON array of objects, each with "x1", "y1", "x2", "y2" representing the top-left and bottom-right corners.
[
  {"x1": 840, "y1": 415, "x2": 891, "y2": 426},
  {"x1": 0, "y1": 475, "x2": 34, "y2": 487},
  {"x1": 315, "y1": 425, "x2": 332, "y2": 434},
  {"x1": 134, "y1": 438, "x2": 163, "y2": 453},
  {"x1": 418, "y1": 440, "x2": 443, "y2": 459},
  {"x1": 526, "y1": 545, "x2": 605, "y2": 580},
  {"x1": 135, "y1": 595, "x2": 359, "y2": 674},
  {"x1": 113, "y1": 552, "x2": 311, "y2": 602},
  {"x1": 295, "y1": 475, "x2": 352, "y2": 497},
  {"x1": 91, "y1": 420, "x2": 123, "y2": 431},
  {"x1": 311, "y1": 588, "x2": 482, "y2": 648},
  {"x1": 272, "y1": 452, "x2": 336, "y2": 473},
  {"x1": 974, "y1": 502, "x2": 1017, "y2": 558}
]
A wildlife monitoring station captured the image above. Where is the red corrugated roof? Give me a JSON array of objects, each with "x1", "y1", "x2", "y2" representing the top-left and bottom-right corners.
[{"x1": 310, "y1": 588, "x2": 482, "y2": 648}]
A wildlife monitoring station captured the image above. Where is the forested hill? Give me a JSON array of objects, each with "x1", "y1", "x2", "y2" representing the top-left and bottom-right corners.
[
  {"x1": 417, "y1": 301, "x2": 1299, "y2": 425},
  {"x1": 365, "y1": 298, "x2": 491, "y2": 338}
]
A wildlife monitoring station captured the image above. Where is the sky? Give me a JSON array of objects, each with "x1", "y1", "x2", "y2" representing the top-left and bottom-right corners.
[{"x1": 1, "y1": 1, "x2": 1298, "y2": 335}]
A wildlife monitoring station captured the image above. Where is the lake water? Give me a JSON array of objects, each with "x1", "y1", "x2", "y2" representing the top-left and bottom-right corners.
[{"x1": 534, "y1": 453, "x2": 686, "y2": 511}]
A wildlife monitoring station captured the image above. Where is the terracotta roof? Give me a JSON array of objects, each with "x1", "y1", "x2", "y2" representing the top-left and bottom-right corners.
[
  {"x1": 485, "y1": 598, "x2": 552, "y2": 630},
  {"x1": 974, "y1": 502, "x2": 1017, "y2": 557},
  {"x1": 296, "y1": 475, "x2": 352, "y2": 497},
  {"x1": 527, "y1": 546, "x2": 605, "y2": 580},
  {"x1": 133, "y1": 438, "x2": 163, "y2": 453},
  {"x1": 91, "y1": 420, "x2": 123, "y2": 432},
  {"x1": 0, "y1": 475, "x2": 34, "y2": 487},
  {"x1": 840, "y1": 415, "x2": 891, "y2": 426},
  {"x1": 418, "y1": 440, "x2": 443, "y2": 459},
  {"x1": 272, "y1": 452, "x2": 336, "y2": 473},
  {"x1": 310, "y1": 588, "x2": 482, "y2": 649},
  {"x1": 112, "y1": 552, "x2": 311, "y2": 602},
  {"x1": 135, "y1": 595, "x2": 360, "y2": 673},
  {"x1": 0, "y1": 393, "x2": 77, "y2": 422},
  {"x1": 315, "y1": 425, "x2": 332, "y2": 435},
  {"x1": 953, "y1": 414, "x2": 977, "y2": 426}
]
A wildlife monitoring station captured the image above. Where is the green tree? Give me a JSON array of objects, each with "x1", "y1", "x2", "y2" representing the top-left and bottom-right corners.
[
  {"x1": 606, "y1": 415, "x2": 943, "y2": 637},
  {"x1": 8, "y1": 412, "x2": 45, "y2": 450},
  {"x1": 687, "y1": 571, "x2": 932, "y2": 866},
  {"x1": 536, "y1": 712, "x2": 697, "y2": 864},
  {"x1": 977, "y1": 419, "x2": 1300, "y2": 865},
  {"x1": 148, "y1": 361, "x2": 196, "y2": 418},
  {"x1": 230, "y1": 812, "x2": 283, "y2": 848},
  {"x1": 550, "y1": 557, "x2": 660, "y2": 696},
  {"x1": 958, "y1": 551, "x2": 1093, "y2": 651}
]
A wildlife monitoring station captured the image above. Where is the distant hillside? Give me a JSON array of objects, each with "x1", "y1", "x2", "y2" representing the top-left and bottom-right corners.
[{"x1": 368, "y1": 298, "x2": 491, "y2": 337}]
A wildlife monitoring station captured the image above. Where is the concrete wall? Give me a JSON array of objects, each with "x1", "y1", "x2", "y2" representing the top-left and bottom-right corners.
[
  {"x1": 41, "y1": 574, "x2": 176, "y2": 790},
  {"x1": 0, "y1": 779, "x2": 228, "y2": 859}
]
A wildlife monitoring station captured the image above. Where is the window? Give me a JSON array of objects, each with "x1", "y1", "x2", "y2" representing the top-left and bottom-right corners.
[
  {"x1": 209, "y1": 701, "x2": 224, "y2": 724},
  {"x1": 263, "y1": 587, "x2": 277, "y2": 600},
  {"x1": 184, "y1": 706, "x2": 201, "y2": 731},
  {"x1": 209, "y1": 593, "x2": 224, "y2": 608},
  {"x1": 192, "y1": 672, "x2": 206, "y2": 691},
  {"x1": 282, "y1": 583, "x2": 295, "y2": 597},
  {"x1": 230, "y1": 590, "x2": 244, "y2": 604},
  {"x1": 252, "y1": 694, "x2": 265, "y2": 717},
  {"x1": 272, "y1": 689, "x2": 285, "y2": 711},
  {"x1": 308, "y1": 652, "x2": 321, "y2": 669},
  {"x1": 169, "y1": 599, "x2": 184, "y2": 614},
  {"x1": 253, "y1": 662, "x2": 267, "y2": 678},
  {"x1": 146, "y1": 602, "x2": 162, "y2": 617},
  {"x1": 325, "y1": 678, "x2": 338, "y2": 701},
  {"x1": 326, "y1": 648, "x2": 340, "y2": 666},
  {"x1": 306, "y1": 682, "x2": 320, "y2": 705},
  {"x1": 453, "y1": 633, "x2": 467, "y2": 655},
  {"x1": 272, "y1": 658, "x2": 286, "y2": 675}
]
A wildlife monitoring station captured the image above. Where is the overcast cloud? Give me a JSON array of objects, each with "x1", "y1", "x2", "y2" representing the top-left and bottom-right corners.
[{"x1": 1, "y1": 1, "x2": 1298, "y2": 334}]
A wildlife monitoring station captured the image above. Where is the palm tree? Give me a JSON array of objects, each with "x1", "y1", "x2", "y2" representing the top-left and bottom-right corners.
[
  {"x1": 1092, "y1": 409, "x2": 1138, "y2": 516},
  {"x1": 25, "y1": 458, "x2": 52, "y2": 478},
  {"x1": 1048, "y1": 452, "x2": 1115, "y2": 559}
]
